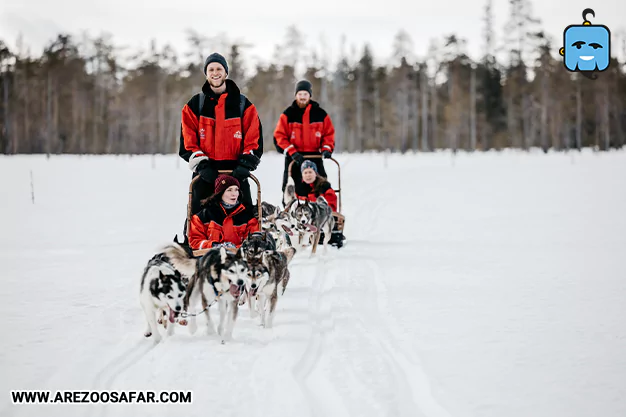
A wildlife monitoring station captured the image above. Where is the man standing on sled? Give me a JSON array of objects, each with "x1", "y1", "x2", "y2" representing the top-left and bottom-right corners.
[
  {"x1": 273, "y1": 80, "x2": 344, "y2": 247},
  {"x1": 179, "y1": 52, "x2": 263, "y2": 217},
  {"x1": 273, "y1": 80, "x2": 335, "y2": 203}
]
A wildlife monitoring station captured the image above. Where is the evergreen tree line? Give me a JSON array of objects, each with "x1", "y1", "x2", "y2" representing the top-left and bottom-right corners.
[{"x1": 1, "y1": 0, "x2": 625, "y2": 155}]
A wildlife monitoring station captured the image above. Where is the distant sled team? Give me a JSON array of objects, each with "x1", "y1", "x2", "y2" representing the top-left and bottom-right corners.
[{"x1": 140, "y1": 57, "x2": 347, "y2": 343}]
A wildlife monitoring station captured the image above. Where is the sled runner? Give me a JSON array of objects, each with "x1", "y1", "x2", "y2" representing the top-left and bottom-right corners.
[
  {"x1": 186, "y1": 170, "x2": 262, "y2": 257},
  {"x1": 287, "y1": 155, "x2": 345, "y2": 253}
]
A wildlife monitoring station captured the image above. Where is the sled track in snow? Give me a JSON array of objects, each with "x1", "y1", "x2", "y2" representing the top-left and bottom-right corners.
[
  {"x1": 291, "y1": 255, "x2": 331, "y2": 417},
  {"x1": 291, "y1": 252, "x2": 357, "y2": 416},
  {"x1": 358, "y1": 257, "x2": 452, "y2": 417},
  {"x1": 88, "y1": 336, "x2": 157, "y2": 417}
]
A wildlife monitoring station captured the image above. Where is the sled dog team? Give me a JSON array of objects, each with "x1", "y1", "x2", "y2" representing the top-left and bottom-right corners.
[
  {"x1": 139, "y1": 191, "x2": 334, "y2": 345},
  {"x1": 140, "y1": 51, "x2": 342, "y2": 344}
]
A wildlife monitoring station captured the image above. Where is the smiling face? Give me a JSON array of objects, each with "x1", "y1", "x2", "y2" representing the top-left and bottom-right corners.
[
  {"x1": 296, "y1": 91, "x2": 310, "y2": 108},
  {"x1": 564, "y1": 25, "x2": 610, "y2": 71},
  {"x1": 206, "y1": 62, "x2": 227, "y2": 88}
]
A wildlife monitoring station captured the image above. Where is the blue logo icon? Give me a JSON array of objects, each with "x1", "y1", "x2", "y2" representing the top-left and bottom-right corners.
[{"x1": 559, "y1": 9, "x2": 611, "y2": 76}]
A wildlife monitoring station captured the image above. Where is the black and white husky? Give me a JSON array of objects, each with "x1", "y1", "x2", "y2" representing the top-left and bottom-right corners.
[
  {"x1": 258, "y1": 248, "x2": 296, "y2": 327},
  {"x1": 241, "y1": 231, "x2": 276, "y2": 260},
  {"x1": 293, "y1": 197, "x2": 335, "y2": 253},
  {"x1": 183, "y1": 247, "x2": 249, "y2": 344},
  {"x1": 260, "y1": 201, "x2": 293, "y2": 250},
  {"x1": 244, "y1": 247, "x2": 296, "y2": 327},
  {"x1": 282, "y1": 177, "x2": 334, "y2": 251},
  {"x1": 139, "y1": 239, "x2": 199, "y2": 342}
]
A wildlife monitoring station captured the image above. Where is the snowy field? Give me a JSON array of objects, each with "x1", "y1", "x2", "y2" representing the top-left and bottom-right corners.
[{"x1": 1, "y1": 149, "x2": 625, "y2": 417}]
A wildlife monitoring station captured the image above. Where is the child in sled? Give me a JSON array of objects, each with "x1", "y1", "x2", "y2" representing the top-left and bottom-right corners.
[
  {"x1": 295, "y1": 160, "x2": 345, "y2": 247},
  {"x1": 189, "y1": 174, "x2": 260, "y2": 250}
]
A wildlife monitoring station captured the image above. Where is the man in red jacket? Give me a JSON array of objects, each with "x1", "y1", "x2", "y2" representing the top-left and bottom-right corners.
[
  {"x1": 273, "y1": 80, "x2": 335, "y2": 206},
  {"x1": 179, "y1": 52, "x2": 263, "y2": 215}
]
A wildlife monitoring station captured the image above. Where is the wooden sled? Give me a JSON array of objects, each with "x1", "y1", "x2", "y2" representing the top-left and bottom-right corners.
[{"x1": 186, "y1": 170, "x2": 262, "y2": 258}]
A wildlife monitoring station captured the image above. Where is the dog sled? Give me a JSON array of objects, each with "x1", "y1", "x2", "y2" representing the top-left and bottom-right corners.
[
  {"x1": 286, "y1": 155, "x2": 345, "y2": 253},
  {"x1": 185, "y1": 171, "x2": 263, "y2": 258}
]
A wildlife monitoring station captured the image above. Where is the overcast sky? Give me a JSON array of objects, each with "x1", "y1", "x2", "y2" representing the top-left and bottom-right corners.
[{"x1": 1, "y1": 0, "x2": 624, "y2": 72}]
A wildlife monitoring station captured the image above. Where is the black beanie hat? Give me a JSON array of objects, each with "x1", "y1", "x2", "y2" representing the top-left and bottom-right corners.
[
  {"x1": 295, "y1": 80, "x2": 312, "y2": 96},
  {"x1": 203, "y1": 53, "x2": 229, "y2": 75}
]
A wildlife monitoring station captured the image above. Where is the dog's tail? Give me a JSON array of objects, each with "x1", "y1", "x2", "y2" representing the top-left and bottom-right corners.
[
  {"x1": 282, "y1": 246, "x2": 297, "y2": 264},
  {"x1": 284, "y1": 177, "x2": 296, "y2": 207},
  {"x1": 316, "y1": 195, "x2": 329, "y2": 206},
  {"x1": 162, "y1": 242, "x2": 197, "y2": 279}
]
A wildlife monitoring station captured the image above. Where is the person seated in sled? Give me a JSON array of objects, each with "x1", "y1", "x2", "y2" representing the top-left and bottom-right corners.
[
  {"x1": 295, "y1": 160, "x2": 345, "y2": 247},
  {"x1": 189, "y1": 174, "x2": 260, "y2": 250},
  {"x1": 295, "y1": 160, "x2": 338, "y2": 211}
]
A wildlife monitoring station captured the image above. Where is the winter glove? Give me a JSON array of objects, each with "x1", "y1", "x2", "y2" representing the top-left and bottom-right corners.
[
  {"x1": 322, "y1": 150, "x2": 332, "y2": 159},
  {"x1": 231, "y1": 165, "x2": 251, "y2": 181},
  {"x1": 213, "y1": 242, "x2": 236, "y2": 249},
  {"x1": 188, "y1": 151, "x2": 208, "y2": 172},
  {"x1": 196, "y1": 160, "x2": 217, "y2": 183},
  {"x1": 238, "y1": 153, "x2": 261, "y2": 171},
  {"x1": 291, "y1": 152, "x2": 304, "y2": 165}
]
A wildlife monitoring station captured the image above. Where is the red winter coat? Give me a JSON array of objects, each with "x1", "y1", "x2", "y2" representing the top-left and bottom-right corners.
[
  {"x1": 273, "y1": 100, "x2": 335, "y2": 156},
  {"x1": 295, "y1": 180, "x2": 338, "y2": 212},
  {"x1": 189, "y1": 201, "x2": 260, "y2": 250},
  {"x1": 180, "y1": 79, "x2": 263, "y2": 171}
]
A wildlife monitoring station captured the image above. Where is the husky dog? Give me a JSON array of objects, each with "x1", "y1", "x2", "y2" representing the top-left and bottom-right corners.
[
  {"x1": 139, "y1": 253, "x2": 188, "y2": 343},
  {"x1": 256, "y1": 247, "x2": 297, "y2": 328},
  {"x1": 244, "y1": 257, "x2": 270, "y2": 318},
  {"x1": 261, "y1": 201, "x2": 281, "y2": 221},
  {"x1": 183, "y1": 247, "x2": 248, "y2": 344},
  {"x1": 241, "y1": 231, "x2": 276, "y2": 261},
  {"x1": 293, "y1": 196, "x2": 335, "y2": 253},
  {"x1": 275, "y1": 210, "x2": 297, "y2": 240}
]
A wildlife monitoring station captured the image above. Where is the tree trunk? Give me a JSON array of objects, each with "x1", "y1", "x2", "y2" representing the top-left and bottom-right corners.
[
  {"x1": 541, "y1": 73, "x2": 548, "y2": 151},
  {"x1": 412, "y1": 77, "x2": 419, "y2": 151},
  {"x1": 421, "y1": 71, "x2": 429, "y2": 151},
  {"x1": 431, "y1": 81, "x2": 438, "y2": 148},
  {"x1": 470, "y1": 66, "x2": 477, "y2": 150},
  {"x1": 2, "y1": 67, "x2": 10, "y2": 154},
  {"x1": 356, "y1": 71, "x2": 363, "y2": 151},
  {"x1": 374, "y1": 82, "x2": 382, "y2": 150}
]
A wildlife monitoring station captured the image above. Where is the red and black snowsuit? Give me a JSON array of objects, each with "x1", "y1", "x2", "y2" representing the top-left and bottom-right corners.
[
  {"x1": 179, "y1": 79, "x2": 263, "y2": 214},
  {"x1": 189, "y1": 201, "x2": 260, "y2": 250},
  {"x1": 295, "y1": 180, "x2": 338, "y2": 212},
  {"x1": 273, "y1": 100, "x2": 335, "y2": 193}
]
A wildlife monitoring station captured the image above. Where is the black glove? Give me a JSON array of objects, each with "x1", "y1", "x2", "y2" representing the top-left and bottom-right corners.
[
  {"x1": 238, "y1": 153, "x2": 261, "y2": 171},
  {"x1": 322, "y1": 150, "x2": 332, "y2": 159},
  {"x1": 196, "y1": 160, "x2": 217, "y2": 183},
  {"x1": 291, "y1": 152, "x2": 304, "y2": 165},
  {"x1": 231, "y1": 165, "x2": 250, "y2": 181}
]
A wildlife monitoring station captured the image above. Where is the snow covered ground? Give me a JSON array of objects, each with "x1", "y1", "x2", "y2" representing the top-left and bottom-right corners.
[{"x1": 1, "y1": 149, "x2": 625, "y2": 417}]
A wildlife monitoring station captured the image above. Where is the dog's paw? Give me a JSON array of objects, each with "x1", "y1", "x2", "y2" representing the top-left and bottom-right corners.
[{"x1": 144, "y1": 331, "x2": 152, "y2": 338}]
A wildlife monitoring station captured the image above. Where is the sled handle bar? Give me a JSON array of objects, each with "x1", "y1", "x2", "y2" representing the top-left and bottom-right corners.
[
  {"x1": 287, "y1": 155, "x2": 341, "y2": 213},
  {"x1": 186, "y1": 172, "x2": 262, "y2": 239}
]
